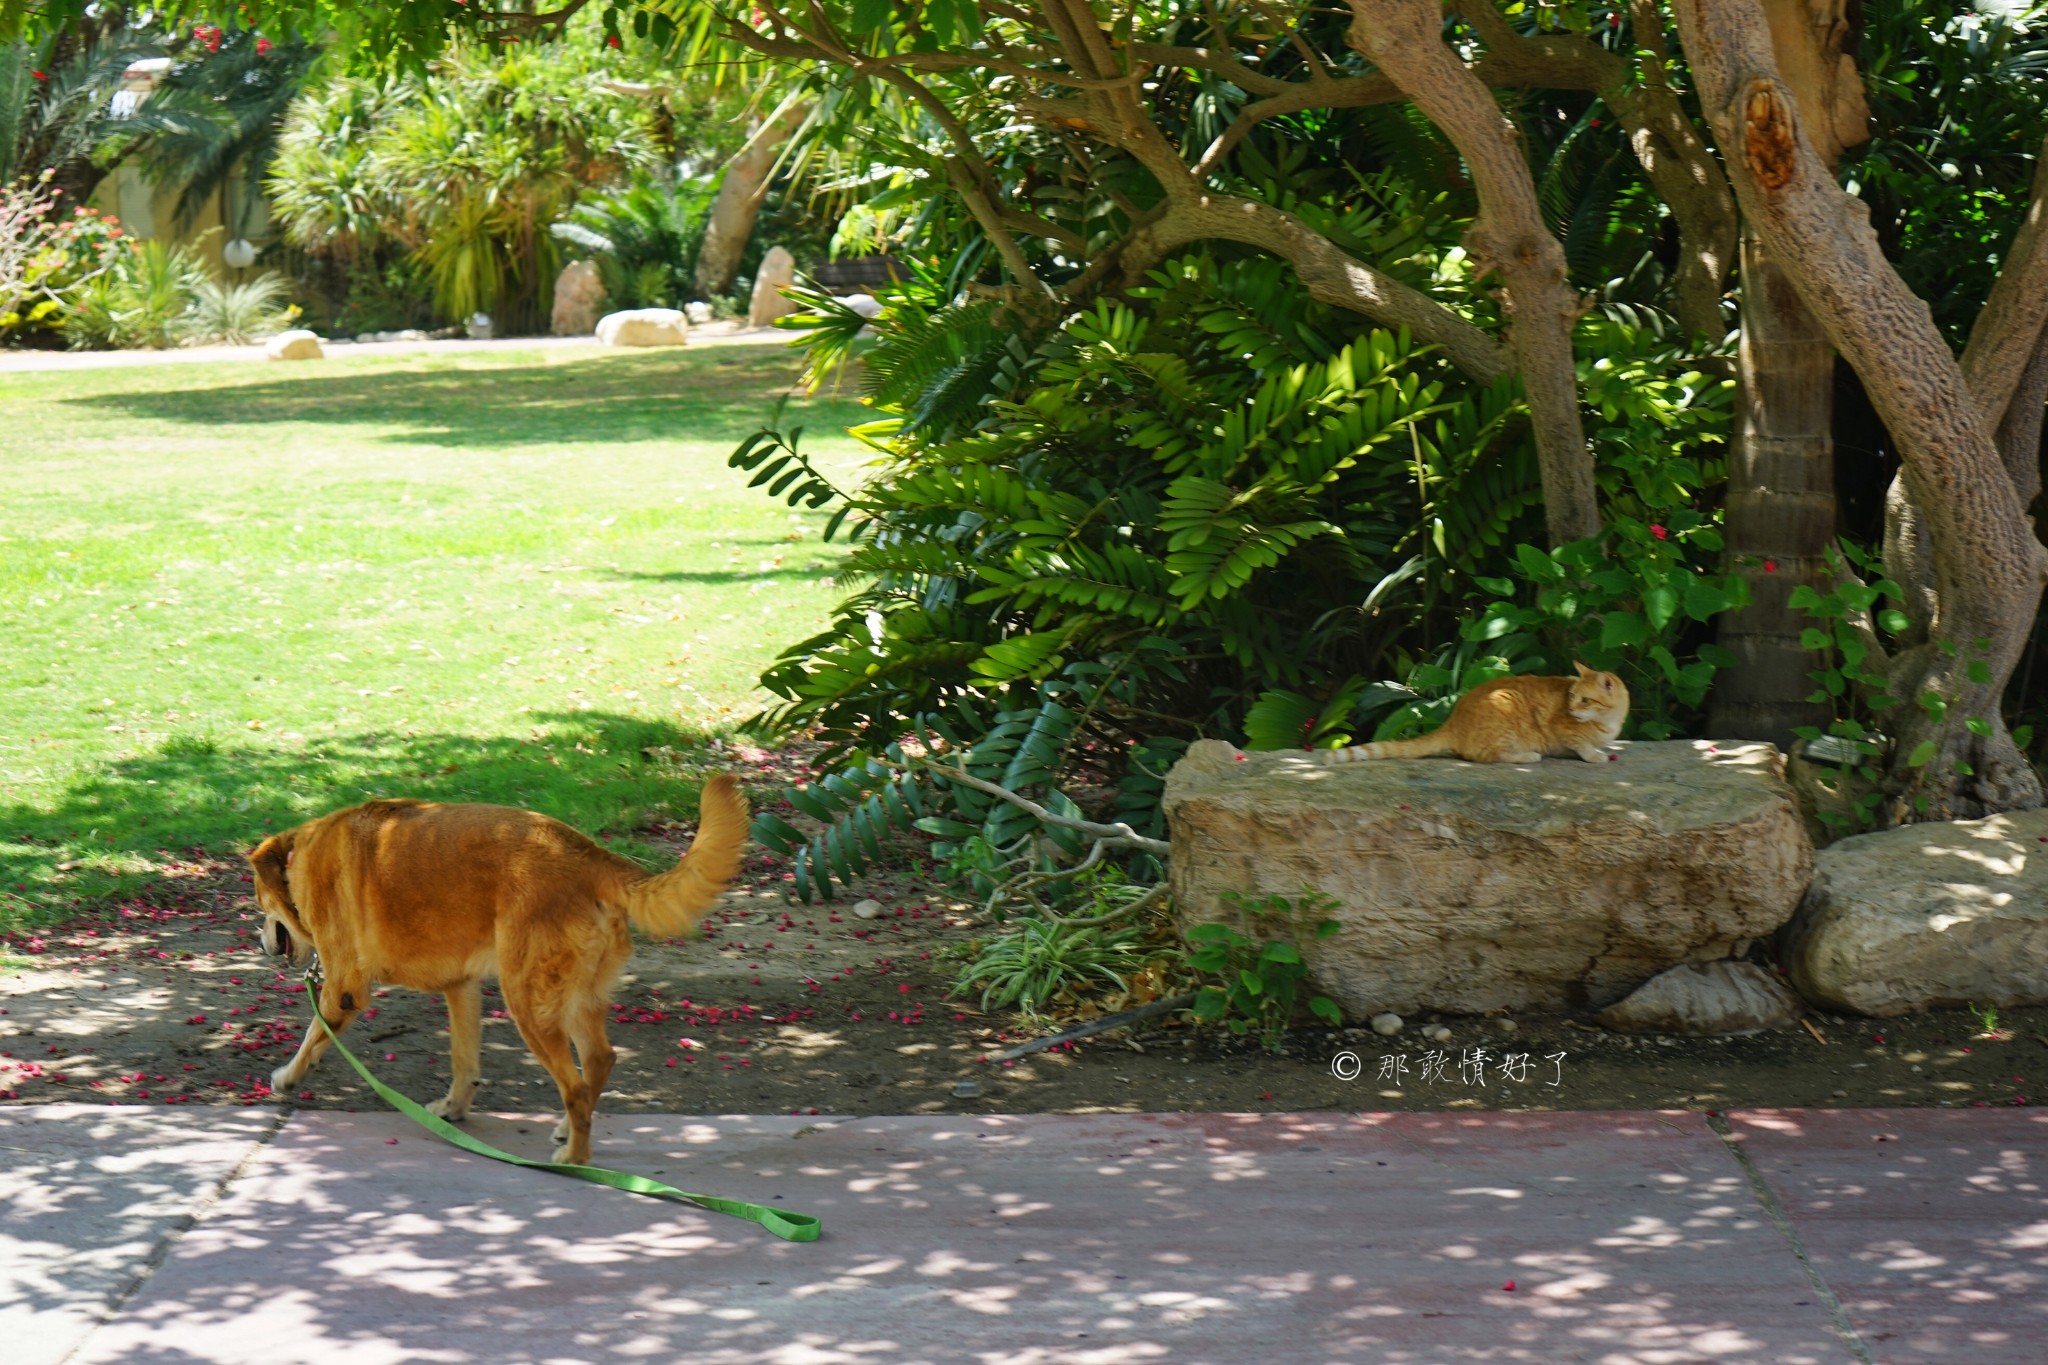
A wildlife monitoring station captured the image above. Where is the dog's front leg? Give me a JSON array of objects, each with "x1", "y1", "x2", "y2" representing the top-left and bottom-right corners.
[
  {"x1": 427, "y1": 980, "x2": 484, "y2": 1121},
  {"x1": 272, "y1": 975, "x2": 366, "y2": 1096}
]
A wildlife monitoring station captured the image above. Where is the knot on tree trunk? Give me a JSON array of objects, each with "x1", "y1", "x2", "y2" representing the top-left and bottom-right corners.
[{"x1": 1741, "y1": 79, "x2": 1800, "y2": 191}]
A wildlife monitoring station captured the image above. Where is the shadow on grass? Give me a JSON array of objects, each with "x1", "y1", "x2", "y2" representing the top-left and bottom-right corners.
[
  {"x1": 601, "y1": 566, "x2": 835, "y2": 586},
  {"x1": 55, "y1": 349, "x2": 866, "y2": 451},
  {"x1": 0, "y1": 710, "x2": 735, "y2": 929}
]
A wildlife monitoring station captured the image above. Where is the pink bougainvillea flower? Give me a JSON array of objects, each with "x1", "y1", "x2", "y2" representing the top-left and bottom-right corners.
[
  {"x1": 1763, "y1": 559, "x2": 1778, "y2": 573},
  {"x1": 606, "y1": 34, "x2": 621, "y2": 48},
  {"x1": 256, "y1": 37, "x2": 272, "y2": 56},
  {"x1": 1649, "y1": 523, "x2": 1667, "y2": 540},
  {"x1": 31, "y1": 69, "x2": 46, "y2": 81},
  {"x1": 1502, "y1": 1280, "x2": 1516, "y2": 1292}
]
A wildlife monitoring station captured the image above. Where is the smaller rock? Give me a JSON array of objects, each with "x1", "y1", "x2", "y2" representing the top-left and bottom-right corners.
[
  {"x1": 1371, "y1": 1012, "x2": 1403, "y2": 1037},
  {"x1": 748, "y1": 245, "x2": 798, "y2": 328},
  {"x1": 951, "y1": 1080, "x2": 980, "y2": 1099},
  {"x1": 466, "y1": 312, "x2": 493, "y2": 340},
  {"x1": 596, "y1": 308, "x2": 689, "y2": 347},
  {"x1": 684, "y1": 300, "x2": 713, "y2": 325},
  {"x1": 1598, "y1": 961, "x2": 1804, "y2": 1036},
  {"x1": 1493, "y1": 1018, "x2": 1518, "y2": 1035},
  {"x1": 265, "y1": 329, "x2": 323, "y2": 361},
  {"x1": 852, "y1": 898, "x2": 884, "y2": 920},
  {"x1": 1427, "y1": 1025, "x2": 1452, "y2": 1044},
  {"x1": 551, "y1": 258, "x2": 606, "y2": 336},
  {"x1": 839, "y1": 292, "x2": 885, "y2": 320}
]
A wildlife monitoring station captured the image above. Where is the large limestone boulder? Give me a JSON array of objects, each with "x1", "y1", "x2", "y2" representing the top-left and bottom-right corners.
[
  {"x1": 1163, "y1": 740, "x2": 1813, "y2": 1017},
  {"x1": 1598, "y1": 961, "x2": 1805, "y2": 1035},
  {"x1": 1781, "y1": 809, "x2": 2048, "y2": 1016},
  {"x1": 595, "y1": 307, "x2": 688, "y2": 347},
  {"x1": 551, "y1": 259, "x2": 606, "y2": 337},
  {"x1": 748, "y1": 245, "x2": 798, "y2": 328},
  {"x1": 265, "y1": 328, "x2": 323, "y2": 361}
]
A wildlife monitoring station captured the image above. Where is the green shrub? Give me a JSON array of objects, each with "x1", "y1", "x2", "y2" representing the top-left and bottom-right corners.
[
  {"x1": 64, "y1": 238, "x2": 206, "y2": 349},
  {"x1": 554, "y1": 173, "x2": 715, "y2": 310},
  {"x1": 1186, "y1": 890, "x2": 1343, "y2": 1052}
]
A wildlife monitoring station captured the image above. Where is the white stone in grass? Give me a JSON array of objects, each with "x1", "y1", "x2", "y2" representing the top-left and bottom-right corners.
[
  {"x1": 1371, "y1": 1012, "x2": 1403, "y2": 1037},
  {"x1": 852, "y1": 898, "x2": 884, "y2": 920},
  {"x1": 595, "y1": 308, "x2": 689, "y2": 347},
  {"x1": 266, "y1": 329, "x2": 323, "y2": 361}
]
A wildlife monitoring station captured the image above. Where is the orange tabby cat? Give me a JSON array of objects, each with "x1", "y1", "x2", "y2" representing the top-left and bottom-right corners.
[{"x1": 1320, "y1": 662, "x2": 1629, "y2": 765}]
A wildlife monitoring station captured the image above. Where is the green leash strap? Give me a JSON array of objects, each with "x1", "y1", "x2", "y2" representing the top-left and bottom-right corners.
[{"x1": 310, "y1": 1011, "x2": 821, "y2": 1242}]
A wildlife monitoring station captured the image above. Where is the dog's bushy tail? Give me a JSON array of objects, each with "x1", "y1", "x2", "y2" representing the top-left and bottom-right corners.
[{"x1": 619, "y1": 774, "x2": 750, "y2": 938}]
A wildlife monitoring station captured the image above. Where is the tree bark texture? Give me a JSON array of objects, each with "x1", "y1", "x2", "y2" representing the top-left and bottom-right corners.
[
  {"x1": 1348, "y1": 0, "x2": 1600, "y2": 548},
  {"x1": 1709, "y1": 228, "x2": 1838, "y2": 747},
  {"x1": 1675, "y1": 0, "x2": 2047, "y2": 818},
  {"x1": 693, "y1": 98, "x2": 810, "y2": 300}
]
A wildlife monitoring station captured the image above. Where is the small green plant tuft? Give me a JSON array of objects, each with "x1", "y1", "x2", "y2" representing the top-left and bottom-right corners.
[
  {"x1": 1186, "y1": 889, "x2": 1343, "y2": 1051},
  {"x1": 158, "y1": 731, "x2": 221, "y2": 759},
  {"x1": 953, "y1": 915, "x2": 1150, "y2": 1015}
]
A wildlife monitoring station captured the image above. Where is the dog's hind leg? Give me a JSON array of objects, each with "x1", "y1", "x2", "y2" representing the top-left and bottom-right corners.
[
  {"x1": 564, "y1": 1000, "x2": 616, "y2": 1147},
  {"x1": 527, "y1": 1019, "x2": 595, "y2": 1166},
  {"x1": 428, "y1": 980, "x2": 484, "y2": 1122},
  {"x1": 271, "y1": 973, "x2": 366, "y2": 1096}
]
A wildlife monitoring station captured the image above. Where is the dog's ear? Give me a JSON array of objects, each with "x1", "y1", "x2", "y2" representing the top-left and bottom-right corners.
[{"x1": 248, "y1": 832, "x2": 295, "y2": 913}]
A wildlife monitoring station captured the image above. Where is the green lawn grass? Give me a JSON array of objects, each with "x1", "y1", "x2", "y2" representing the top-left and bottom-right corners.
[{"x1": 0, "y1": 344, "x2": 868, "y2": 928}]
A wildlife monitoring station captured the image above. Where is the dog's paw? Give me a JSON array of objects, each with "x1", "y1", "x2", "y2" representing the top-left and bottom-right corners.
[
  {"x1": 552, "y1": 1116, "x2": 571, "y2": 1143},
  {"x1": 426, "y1": 1096, "x2": 470, "y2": 1123},
  {"x1": 269, "y1": 1065, "x2": 300, "y2": 1094}
]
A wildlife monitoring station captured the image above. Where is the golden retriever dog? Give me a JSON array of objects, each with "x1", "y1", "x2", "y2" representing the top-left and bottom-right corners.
[{"x1": 246, "y1": 776, "x2": 748, "y2": 1164}]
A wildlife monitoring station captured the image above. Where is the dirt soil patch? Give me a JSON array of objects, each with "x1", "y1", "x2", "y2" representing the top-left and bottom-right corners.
[{"x1": 4, "y1": 782, "x2": 2042, "y2": 1133}]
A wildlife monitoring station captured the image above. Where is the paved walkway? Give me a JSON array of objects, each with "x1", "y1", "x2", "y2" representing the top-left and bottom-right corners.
[
  {"x1": 0, "y1": 323, "x2": 791, "y2": 373},
  {"x1": 3, "y1": 1105, "x2": 2039, "y2": 1364}
]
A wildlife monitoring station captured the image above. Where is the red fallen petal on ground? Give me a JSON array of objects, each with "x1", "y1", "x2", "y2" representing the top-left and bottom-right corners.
[{"x1": 1502, "y1": 1280, "x2": 1516, "y2": 1292}]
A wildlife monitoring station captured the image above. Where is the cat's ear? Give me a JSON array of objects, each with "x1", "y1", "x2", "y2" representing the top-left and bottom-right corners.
[{"x1": 1573, "y1": 660, "x2": 1595, "y2": 679}]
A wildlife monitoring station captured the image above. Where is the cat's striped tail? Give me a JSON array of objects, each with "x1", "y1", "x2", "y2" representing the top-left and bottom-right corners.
[{"x1": 1320, "y1": 732, "x2": 1458, "y2": 764}]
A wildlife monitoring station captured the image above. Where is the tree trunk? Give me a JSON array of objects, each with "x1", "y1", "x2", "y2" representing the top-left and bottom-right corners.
[
  {"x1": 693, "y1": 98, "x2": 810, "y2": 301},
  {"x1": 1708, "y1": 0, "x2": 1866, "y2": 750},
  {"x1": 1347, "y1": 0, "x2": 1600, "y2": 547},
  {"x1": 1675, "y1": 0, "x2": 2047, "y2": 820},
  {"x1": 1709, "y1": 228, "x2": 1837, "y2": 747}
]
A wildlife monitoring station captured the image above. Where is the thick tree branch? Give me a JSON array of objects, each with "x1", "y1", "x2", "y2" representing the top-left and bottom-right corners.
[
  {"x1": 1995, "y1": 322, "x2": 2048, "y2": 514},
  {"x1": 1961, "y1": 136, "x2": 2048, "y2": 433},
  {"x1": 1115, "y1": 192, "x2": 1512, "y2": 382},
  {"x1": 1457, "y1": 2, "x2": 1737, "y2": 340},
  {"x1": 1350, "y1": 0, "x2": 1600, "y2": 546}
]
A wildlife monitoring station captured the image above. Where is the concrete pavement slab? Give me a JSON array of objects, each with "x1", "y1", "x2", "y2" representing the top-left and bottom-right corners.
[
  {"x1": 1727, "y1": 1107, "x2": 2048, "y2": 1364},
  {"x1": 63, "y1": 1107, "x2": 1852, "y2": 1365},
  {"x1": 0, "y1": 1104, "x2": 281, "y2": 1365}
]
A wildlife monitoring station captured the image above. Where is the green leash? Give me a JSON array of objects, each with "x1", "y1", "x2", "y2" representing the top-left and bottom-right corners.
[{"x1": 308, "y1": 1008, "x2": 821, "y2": 1242}]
